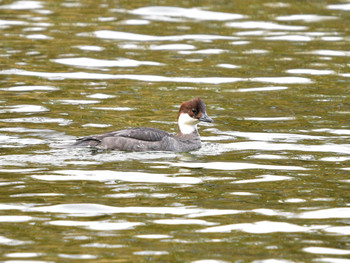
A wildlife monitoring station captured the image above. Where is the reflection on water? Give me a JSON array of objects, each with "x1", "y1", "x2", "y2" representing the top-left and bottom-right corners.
[{"x1": 1, "y1": 0, "x2": 350, "y2": 262}]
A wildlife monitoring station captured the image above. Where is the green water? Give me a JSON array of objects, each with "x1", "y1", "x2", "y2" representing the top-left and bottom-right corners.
[{"x1": 1, "y1": 0, "x2": 350, "y2": 262}]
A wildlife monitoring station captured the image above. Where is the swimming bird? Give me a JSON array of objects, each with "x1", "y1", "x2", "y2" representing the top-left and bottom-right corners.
[{"x1": 73, "y1": 97, "x2": 213, "y2": 152}]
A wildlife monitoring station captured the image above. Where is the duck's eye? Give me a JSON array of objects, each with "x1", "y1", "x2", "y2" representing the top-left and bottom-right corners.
[{"x1": 192, "y1": 109, "x2": 197, "y2": 114}]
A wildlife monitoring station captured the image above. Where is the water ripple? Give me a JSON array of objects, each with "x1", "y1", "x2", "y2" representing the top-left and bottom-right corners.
[
  {"x1": 328, "y1": 3, "x2": 350, "y2": 11},
  {"x1": 0, "y1": 19, "x2": 28, "y2": 26},
  {"x1": 0, "y1": 117, "x2": 72, "y2": 125},
  {"x1": 226, "y1": 21, "x2": 307, "y2": 31},
  {"x1": 1, "y1": 85, "x2": 58, "y2": 91},
  {"x1": 199, "y1": 221, "x2": 319, "y2": 233},
  {"x1": 0, "y1": 0, "x2": 43, "y2": 10},
  {"x1": 167, "y1": 162, "x2": 305, "y2": 171},
  {"x1": 0, "y1": 105, "x2": 48, "y2": 113},
  {"x1": 298, "y1": 208, "x2": 350, "y2": 219},
  {"x1": 129, "y1": 6, "x2": 244, "y2": 21},
  {"x1": 221, "y1": 142, "x2": 350, "y2": 155},
  {"x1": 275, "y1": 14, "x2": 337, "y2": 22},
  {"x1": 1, "y1": 1, "x2": 349, "y2": 261},
  {"x1": 30, "y1": 203, "x2": 243, "y2": 218},
  {"x1": 92, "y1": 30, "x2": 237, "y2": 41},
  {"x1": 0, "y1": 69, "x2": 312, "y2": 84},
  {"x1": 52, "y1": 57, "x2": 163, "y2": 68},
  {"x1": 32, "y1": 170, "x2": 202, "y2": 184},
  {"x1": 49, "y1": 220, "x2": 143, "y2": 231}
]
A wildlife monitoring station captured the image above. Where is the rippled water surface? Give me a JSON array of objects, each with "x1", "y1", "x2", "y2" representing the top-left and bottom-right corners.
[{"x1": 1, "y1": 0, "x2": 350, "y2": 262}]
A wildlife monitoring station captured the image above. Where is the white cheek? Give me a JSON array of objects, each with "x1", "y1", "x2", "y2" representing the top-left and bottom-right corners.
[{"x1": 178, "y1": 113, "x2": 198, "y2": 134}]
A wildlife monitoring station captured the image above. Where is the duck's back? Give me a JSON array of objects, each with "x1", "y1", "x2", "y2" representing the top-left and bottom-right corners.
[
  {"x1": 74, "y1": 127, "x2": 170, "y2": 151},
  {"x1": 73, "y1": 127, "x2": 201, "y2": 152}
]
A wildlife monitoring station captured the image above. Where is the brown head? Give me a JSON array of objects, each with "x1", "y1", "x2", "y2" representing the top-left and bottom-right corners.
[{"x1": 177, "y1": 97, "x2": 213, "y2": 135}]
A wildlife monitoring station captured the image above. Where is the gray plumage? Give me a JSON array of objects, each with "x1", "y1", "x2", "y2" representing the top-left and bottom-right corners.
[
  {"x1": 74, "y1": 127, "x2": 201, "y2": 152},
  {"x1": 72, "y1": 98, "x2": 212, "y2": 152}
]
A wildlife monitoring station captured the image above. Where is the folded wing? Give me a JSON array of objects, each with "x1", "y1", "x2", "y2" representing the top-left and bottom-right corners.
[{"x1": 74, "y1": 127, "x2": 171, "y2": 147}]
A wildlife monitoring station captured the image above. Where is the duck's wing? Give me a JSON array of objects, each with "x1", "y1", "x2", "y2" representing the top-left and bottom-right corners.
[
  {"x1": 105, "y1": 127, "x2": 170, "y2": 141},
  {"x1": 74, "y1": 127, "x2": 170, "y2": 147}
]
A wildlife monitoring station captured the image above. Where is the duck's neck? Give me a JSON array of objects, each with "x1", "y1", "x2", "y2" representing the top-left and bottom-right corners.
[{"x1": 177, "y1": 113, "x2": 199, "y2": 136}]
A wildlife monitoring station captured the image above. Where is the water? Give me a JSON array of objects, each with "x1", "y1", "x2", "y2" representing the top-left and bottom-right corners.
[{"x1": 1, "y1": 1, "x2": 350, "y2": 262}]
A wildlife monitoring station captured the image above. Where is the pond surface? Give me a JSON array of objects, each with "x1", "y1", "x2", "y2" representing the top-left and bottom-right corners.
[{"x1": 1, "y1": 0, "x2": 350, "y2": 262}]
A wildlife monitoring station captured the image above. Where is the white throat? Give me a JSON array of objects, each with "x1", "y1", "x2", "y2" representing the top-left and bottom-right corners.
[{"x1": 178, "y1": 113, "x2": 199, "y2": 134}]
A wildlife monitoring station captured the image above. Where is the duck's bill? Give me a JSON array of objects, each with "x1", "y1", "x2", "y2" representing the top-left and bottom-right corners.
[{"x1": 199, "y1": 113, "x2": 213, "y2": 123}]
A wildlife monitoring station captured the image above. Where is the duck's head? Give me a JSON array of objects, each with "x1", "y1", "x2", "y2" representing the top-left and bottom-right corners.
[{"x1": 177, "y1": 97, "x2": 213, "y2": 135}]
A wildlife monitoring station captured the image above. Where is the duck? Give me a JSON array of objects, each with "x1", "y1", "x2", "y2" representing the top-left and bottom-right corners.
[{"x1": 73, "y1": 97, "x2": 213, "y2": 152}]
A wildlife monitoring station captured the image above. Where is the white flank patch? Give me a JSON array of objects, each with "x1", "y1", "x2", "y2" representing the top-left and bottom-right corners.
[{"x1": 178, "y1": 113, "x2": 198, "y2": 134}]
